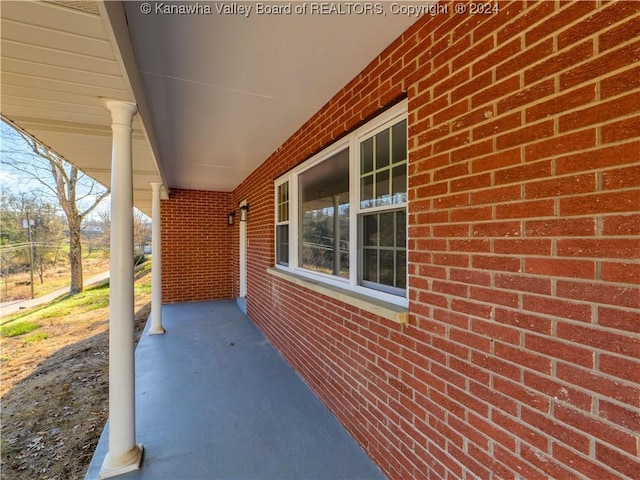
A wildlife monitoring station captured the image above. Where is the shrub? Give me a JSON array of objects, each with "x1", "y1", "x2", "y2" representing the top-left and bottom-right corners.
[{"x1": 134, "y1": 254, "x2": 147, "y2": 266}]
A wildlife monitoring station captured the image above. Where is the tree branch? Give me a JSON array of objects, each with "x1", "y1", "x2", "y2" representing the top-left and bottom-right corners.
[{"x1": 80, "y1": 189, "x2": 111, "y2": 218}]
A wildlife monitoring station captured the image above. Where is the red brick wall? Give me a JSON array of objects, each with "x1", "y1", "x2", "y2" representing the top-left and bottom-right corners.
[
  {"x1": 158, "y1": 1, "x2": 639, "y2": 478},
  {"x1": 161, "y1": 189, "x2": 233, "y2": 303},
  {"x1": 228, "y1": 2, "x2": 640, "y2": 479}
]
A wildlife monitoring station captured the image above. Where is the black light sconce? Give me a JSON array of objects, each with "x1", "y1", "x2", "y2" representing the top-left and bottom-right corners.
[
  {"x1": 227, "y1": 211, "x2": 236, "y2": 225},
  {"x1": 240, "y1": 204, "x2": 249, "y2": 222}
]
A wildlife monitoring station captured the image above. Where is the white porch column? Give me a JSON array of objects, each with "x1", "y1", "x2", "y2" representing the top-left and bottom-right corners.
[
  {"x1": 100, "y1": 100, "x2": 143, "y2": 479},
  {"x1": 148, "y1": 182, "x2": 164, "y2": 335}
]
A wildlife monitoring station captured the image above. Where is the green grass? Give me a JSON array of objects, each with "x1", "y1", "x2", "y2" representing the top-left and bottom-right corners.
[
  {"x1": 135, "y1": 282, "x2": 152, "y2": 295},
  {"x1": 33, "y1": 284, "x2": 110, "y2": 319},
  {"x1": 1, "y1": 261, "x2": 151, "y2": 331},
  {"x1": 0, "y1": 321, "x2": 41, "y2": 338},
  {"x1": 1, "y1": 281, "x2": 110, "y2": 324},
  {"x1": 2, "y1": 262, "x2": 152, "y2": 327},
  {"x1": 24, "y1": 332, "x2": 50, "y2": 343},
  {"x1": 0, "y1": 438, "x2": 17, "y2": 456}
]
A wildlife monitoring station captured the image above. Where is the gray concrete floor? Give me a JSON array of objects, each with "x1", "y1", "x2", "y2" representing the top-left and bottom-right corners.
[{"x1": 85, "y1": 299, "x2": 385, "y2": 480}]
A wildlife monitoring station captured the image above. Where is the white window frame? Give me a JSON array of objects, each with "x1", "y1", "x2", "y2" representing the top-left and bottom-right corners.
[
  {"x1": 274, "y1": 100, "x2": 408, "y2": 308},
  {"x1": 275, "y1": 180, "x2": 290, "y2": 266}
]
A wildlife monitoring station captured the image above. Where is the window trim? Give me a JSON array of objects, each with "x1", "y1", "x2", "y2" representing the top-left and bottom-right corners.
[
  {"x1": 275, "y1": 180, "x2": 290, "y2": 266},
  {"x1": 273, "y1": 100, "x2": 408, "y2": 308}
]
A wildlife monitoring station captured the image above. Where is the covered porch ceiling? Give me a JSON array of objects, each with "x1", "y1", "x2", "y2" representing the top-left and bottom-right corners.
[{"x1": 1, "y1": 0, "x2": 420, "y2": 215}]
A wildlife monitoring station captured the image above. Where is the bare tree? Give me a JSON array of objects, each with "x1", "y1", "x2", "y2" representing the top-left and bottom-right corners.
[
  {"x1": 1, "y1": 121, "x2": 110, "y2": 294},
  {"x1": 97, "y1": 208, "x2": 151, "y2": 258},
  {"x1": 19, "y1": 193, "x2": 65, "y2": 283},
  {"x1": 133, "y1": 209, "x2": 151, "y2": 256}
]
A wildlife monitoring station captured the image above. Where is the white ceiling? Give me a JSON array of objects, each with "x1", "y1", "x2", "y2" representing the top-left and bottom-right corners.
[
  {"x1": 1, "y1": 0, "x2": 419, "y2": 213},
  {"x1": 123, "y1": 1, "x2": 419, "y2": 192}
]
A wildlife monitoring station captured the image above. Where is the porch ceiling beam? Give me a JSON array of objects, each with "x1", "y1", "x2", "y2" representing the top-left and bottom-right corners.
[{"x1": 97, "y1": 0, "x2": 169, "y2": 198}]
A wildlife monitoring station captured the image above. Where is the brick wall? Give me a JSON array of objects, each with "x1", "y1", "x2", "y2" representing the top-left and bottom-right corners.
[
  {"x1": 157, "y1": 1, "x2": 639, "y2": 478},
  {"x1": 227, "y1": 1, "x2": 640, "y2": 479},
  {"x1": 161, "y1": 189, "x2": 233, "y2": 303}
]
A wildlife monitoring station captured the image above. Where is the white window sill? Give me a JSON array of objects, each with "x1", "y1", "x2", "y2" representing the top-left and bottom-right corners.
[{"x1": 267, "y1": 267, "x2": 408, "y2": 324}]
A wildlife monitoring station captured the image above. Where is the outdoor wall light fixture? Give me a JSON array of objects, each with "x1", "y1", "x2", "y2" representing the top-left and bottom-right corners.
[
  {"x1": 240, "y1": 204, "x2": 249, "y2": 222},
  {"x1": 227, "y1": 211, "x2": 235, "y2": 225}
]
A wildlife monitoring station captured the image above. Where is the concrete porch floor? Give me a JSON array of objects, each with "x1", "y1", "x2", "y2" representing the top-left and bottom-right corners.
[{"x1": 85, "y1": 299, "x2": 385, "y2": 480}]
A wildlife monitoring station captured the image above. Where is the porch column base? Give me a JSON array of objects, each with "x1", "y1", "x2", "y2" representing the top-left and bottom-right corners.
[
  {"x1": 148, "y1": 325, "x2": 165, "y2": 335},
  {"x1": 99, "y1": 444, "x2": 144, "y2": 479}
]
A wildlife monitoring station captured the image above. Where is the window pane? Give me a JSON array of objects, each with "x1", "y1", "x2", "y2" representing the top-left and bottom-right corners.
[
  {"x1": 278, "y1": 203, "x2": 287, "y2": 222},
  {"x1": 363, "y1": 214, "x2": 378, "y2": 247},
  {"x1": 276, "y1": 225, "x2": 289, "y2": 266},
  {"x1": 379, "y1": 250, "x2": 394, "y2": 286},
  {"x1": 299, "y1": 149, "x2": 349, "y2": 278},
  {"x1": 360, "y1": 119, "x2": 407, "y2": 210},
  {"x1": 392, "y1": 165, "x2": 406, "y2": 204},
  {"x1": 395, "y1": 251, "x2": 406, "y2": 289},
  {"x1": 277, "y1": 182, "x2": 289, "y2": 222},
  {"x1": 396, "y1": 209, "x2": 406, "y2": 248},
  {"x1": 379, "y1": 212, "x2": 395, "y2": 247},
  {"x1": 375, "y1": 169, "x2": 390, "y2": 206},
  {"x1": 361, "y1": 174, "x2": 374, "y2": 209},
  {"x1": 392, "y1": 120, "x2": 407, "y2": 163},
  {"x1": 360, "y1": 209, "x2": 406, "y2": 294},
  {"x1": 375, "y1": 129, "x2": 390, "y2": 169},
  {"x1": 363, "y1": 249, "x2": 378, "y2": 284},
  {"x1": 361, "y1": 138, "x2": 373, "y2": 174}
]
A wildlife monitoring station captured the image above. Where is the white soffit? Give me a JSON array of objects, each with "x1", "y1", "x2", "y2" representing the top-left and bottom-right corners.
[{"x1": 0, "y1": 0, "x2": 163, "y2": 215}]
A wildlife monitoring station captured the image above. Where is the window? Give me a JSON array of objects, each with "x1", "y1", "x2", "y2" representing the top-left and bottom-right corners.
[
  {"x1": 274, "y1": 101, "x2": 408, "y2": 306},
  {"x1": 299, "y1": 148, "x2": 350, "y2": 277},
  {"x1": 361, "y1": 209, "x2": 407, "y2": 294},
  {"x1": 360, "y1": 120, "x2": 407, "y2": 208},
  {"x1": 276, "y1": 181, "x2": 289, "y2": 266},
  {"x1": 359, "y1": 118, "x2": 407, "y2": 296}
]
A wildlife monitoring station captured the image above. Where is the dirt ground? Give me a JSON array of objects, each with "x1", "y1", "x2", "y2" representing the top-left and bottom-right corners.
[
  {"x1": 1, "y1": 269, "x2": 151, "y2": 480},
  {"x1": 1, "y1": 253, "x2": 111, "y2": 303}
]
